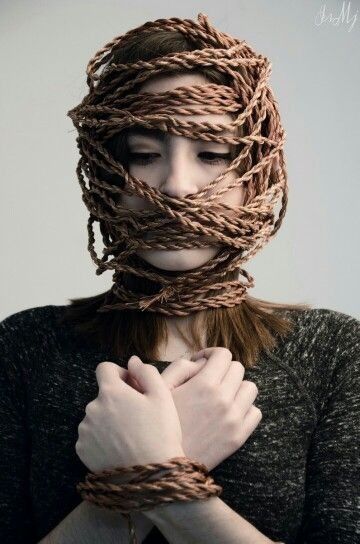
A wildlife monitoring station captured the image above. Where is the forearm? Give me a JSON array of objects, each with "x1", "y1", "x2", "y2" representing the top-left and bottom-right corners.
[
  {"x1": 144, "y1": 496, "x2": 278, "y2": 544},
  {"x1": 38, "y1": 499, "x2": 155, "y2": 544}
]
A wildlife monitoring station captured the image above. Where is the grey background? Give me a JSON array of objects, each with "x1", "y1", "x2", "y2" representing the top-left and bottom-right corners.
[{"x1": 1, "y1": 0, "x2": 359, "y2": 321}]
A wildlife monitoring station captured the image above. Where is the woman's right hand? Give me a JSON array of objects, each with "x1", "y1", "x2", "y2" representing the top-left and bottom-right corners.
[{"x1": 160, "y1": 347, "x2": 262, "y2": 472}]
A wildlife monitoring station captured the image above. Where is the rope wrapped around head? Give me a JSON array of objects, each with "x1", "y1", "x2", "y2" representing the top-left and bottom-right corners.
[{"x1": 67, "y1": 12, "x2": 288, "y2": 317}]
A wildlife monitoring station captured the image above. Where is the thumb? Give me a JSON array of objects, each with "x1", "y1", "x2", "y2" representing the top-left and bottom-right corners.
[
  {"x1": 128, "y1": 355, "x2": 164, "y2": 396},
  {"x1": 161, "y1": 357, "x2": 208, "y2": 391}
]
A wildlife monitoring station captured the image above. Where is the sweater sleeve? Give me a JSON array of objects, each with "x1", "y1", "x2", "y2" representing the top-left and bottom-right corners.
[
  {"x1": 297, "y1": 311, "x2": 360, "y2": 543},
  {"x1": 0, "y1": 312, "x2": 37, "y2": 543}
]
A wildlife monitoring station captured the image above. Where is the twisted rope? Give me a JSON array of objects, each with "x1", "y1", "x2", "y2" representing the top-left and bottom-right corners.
[
  {"x1": 76, "y1": 456, "x2": 222, "y2": 543},
  {"x1": 67, "y1": 12, "x2": 288, "y2": 317}
]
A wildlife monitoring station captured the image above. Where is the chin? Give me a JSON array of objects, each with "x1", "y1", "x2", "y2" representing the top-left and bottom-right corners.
[{"x1": 136, "y1": 246, "x2": 220, "y2": 271}]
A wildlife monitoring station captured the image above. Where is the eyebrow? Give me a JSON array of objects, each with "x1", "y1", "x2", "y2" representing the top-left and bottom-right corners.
[
  {"x1": 127, "y1": 125, "x2": 234, "y2": 141},
  {"x1": 127, "y1": 126, "x2": 166, "y2": 141}
]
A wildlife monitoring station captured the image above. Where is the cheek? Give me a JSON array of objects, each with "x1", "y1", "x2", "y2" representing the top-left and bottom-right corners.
[
  {"x1": 211, "y1": 164, "x2": 247, "y2": 208},
  {"x1": 221, "y1": 186, "x2": 246, "y2": 207},
  {"x1": 216, "y1": 172, "x2": 246, "y2": 207}
]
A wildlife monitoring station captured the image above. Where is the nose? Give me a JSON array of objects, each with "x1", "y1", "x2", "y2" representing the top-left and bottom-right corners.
[{"x1": 159, "y1": 147, "x2": 199, "y2": 198}]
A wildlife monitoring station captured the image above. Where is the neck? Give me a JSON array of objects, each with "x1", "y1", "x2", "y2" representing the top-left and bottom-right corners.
[
  {"x1": 157, "y1": 313, "x2": 206, "y2": 360},
  {"x1": 164, "y1": 313, "x2": 198, "y2": 338}
]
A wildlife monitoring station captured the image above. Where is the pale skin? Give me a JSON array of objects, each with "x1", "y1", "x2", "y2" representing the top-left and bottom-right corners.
[
  {"x1": 71, "y1": 74, "x2": 282, "y2": 542},
  {"x1": 76, "y1": 348, "x2": 260, "y2": 475}
]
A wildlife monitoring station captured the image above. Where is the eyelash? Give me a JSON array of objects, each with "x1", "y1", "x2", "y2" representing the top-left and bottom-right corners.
[{"x1": 128, "y1": 152, "x2": 232, "y2": 165}]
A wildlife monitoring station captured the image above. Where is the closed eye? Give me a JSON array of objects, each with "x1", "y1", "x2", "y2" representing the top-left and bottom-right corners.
[
  {"x1": 200, "y1": 152, "x2": 232, "y2": 164},
  {"x1": 128, "y1": 152, "x2": 232, "y2": 165}
]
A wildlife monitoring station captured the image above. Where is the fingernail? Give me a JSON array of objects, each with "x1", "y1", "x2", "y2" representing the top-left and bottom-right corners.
[
  {"x1": 129, "y1": 355, "x2": 141, "y2": 364},
  {"x1": 197, "y1": 357, "x2": 207, "y2": 363}
]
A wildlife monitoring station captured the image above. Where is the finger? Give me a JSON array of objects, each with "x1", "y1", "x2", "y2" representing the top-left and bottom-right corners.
[
  {"x1": 95, "y1": 361, "x2": 128, "y2": 389},
  {"x1": 126, "y1": 372, "x2": 144, "y2": 393},
  {"x1": 234, "y1": 380, "x2": 259, "y2": 414},
  {"x1": 220, "y1": 361, "x2": 245, "y2": 399},
  {"x1": 191, "y1": 347, "x2": 233, "y2": 386},
  {"x1": 161, "y1": 357, "x2": 207, "y2": 390},
  {"x1": 241, "y1": 405, "x2": 263, "y2": 438},
  {"x1": 128, "y1": 355, "x2": 166, "y2": 398}
]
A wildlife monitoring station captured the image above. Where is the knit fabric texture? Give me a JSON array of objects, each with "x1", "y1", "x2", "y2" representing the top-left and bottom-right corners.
[{"x1": 0, "y1": 304, "x2": 359, "y2": 543}]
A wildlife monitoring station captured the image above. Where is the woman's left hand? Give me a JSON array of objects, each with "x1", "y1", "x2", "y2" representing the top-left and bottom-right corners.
[{"x1": 75, "y1": 356, "x2": 185, "y2": 476}]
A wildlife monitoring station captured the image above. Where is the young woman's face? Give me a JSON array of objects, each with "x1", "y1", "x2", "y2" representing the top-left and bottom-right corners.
[{"x1": 121, "y1": 72, "x2": 246, "y2": 271}]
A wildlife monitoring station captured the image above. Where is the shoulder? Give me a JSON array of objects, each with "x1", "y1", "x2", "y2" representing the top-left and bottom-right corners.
[
  {"x1": 0, "y1": 304, "x2": 71, "y2": 363},
  {"x1": 269, "y1": 307, "x2": 359, "y2": 411},
  {"x1": 0, "y1": 304, "x2": 68, "y2": 337},
  {"x1": 273, "y1": 306, "x2": 359, "y2": 358}
]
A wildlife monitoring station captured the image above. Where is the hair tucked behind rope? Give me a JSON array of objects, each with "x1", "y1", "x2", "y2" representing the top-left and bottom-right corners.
[{"x1": 60, "y1": 14, "x2": 311, "y2": 368}]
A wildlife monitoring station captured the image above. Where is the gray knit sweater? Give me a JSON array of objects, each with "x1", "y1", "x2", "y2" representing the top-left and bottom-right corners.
[{"x1": 0, "y1": 304, "x2": 359, "y2": 543}]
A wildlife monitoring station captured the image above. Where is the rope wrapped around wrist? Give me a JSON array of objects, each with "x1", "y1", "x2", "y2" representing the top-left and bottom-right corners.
[{"x1": 76, "y1": 455, "x2": 223, "y2": 544}]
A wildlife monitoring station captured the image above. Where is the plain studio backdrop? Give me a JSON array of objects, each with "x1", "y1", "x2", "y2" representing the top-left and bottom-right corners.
[{"x1": 0, "y1": 0, "x2": 359, "y2": 321}]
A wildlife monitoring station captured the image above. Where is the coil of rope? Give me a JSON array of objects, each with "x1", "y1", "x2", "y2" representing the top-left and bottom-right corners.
[
  {"x1": 67, "y1": 12, "x2": 288, "y2": 318},
  {"x1": 76, "y1": 456, "x2": 223, "y2": 543}
]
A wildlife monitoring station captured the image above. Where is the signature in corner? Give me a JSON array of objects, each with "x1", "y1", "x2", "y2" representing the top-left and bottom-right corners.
[{"x1": 315, "y1": 1, "x2": 358, "y2": 32}]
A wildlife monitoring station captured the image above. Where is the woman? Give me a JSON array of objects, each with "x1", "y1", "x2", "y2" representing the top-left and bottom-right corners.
[{"x1": 0, "y1": 13, "x2": 359, "y2": 544}]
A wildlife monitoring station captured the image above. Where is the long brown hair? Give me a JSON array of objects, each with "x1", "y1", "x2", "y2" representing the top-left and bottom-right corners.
[{"x1": 59, "y1": 27, "x2": 311, "y2": 368}]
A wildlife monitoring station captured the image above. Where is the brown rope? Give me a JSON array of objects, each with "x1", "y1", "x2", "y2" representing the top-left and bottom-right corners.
[
  {"x1": 71, "y1": 12, "x2": 287, "y2": 541},
  {"x1": 67, "y1": 12, "x2": 288, "y2": 317},
  {"x1": 76, "y1": 456, "x2": 223, "y2": 543}
]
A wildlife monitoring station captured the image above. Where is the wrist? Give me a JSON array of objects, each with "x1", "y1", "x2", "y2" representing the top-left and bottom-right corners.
[
  {"x1": 107, "y1": 450, "x2": 186, "y2": 485},
  {"x1": 80, "y1": 500, "x2": 155, "y2": 541},
  {"x1": 143, "y1": 495, "x2": 220, "y2": 524}
]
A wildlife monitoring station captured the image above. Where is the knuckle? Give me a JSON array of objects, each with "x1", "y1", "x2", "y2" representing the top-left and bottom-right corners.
[
  {"x1": 98, "y1": 384, "x2": 112, "y2": 397},
  {"x1": 77, "y1": 421, "x2": 85, "y2": 433},
  {"x1": 216, "y1": 392, "x2": 231, "y2": 412},
  {"x1": 219, "y1": 347, "x2": 233, "y2": 358},
  {"x1": 243, "y1": 380, "x2": 259, "y2": 396},
  {"x1": 232, "y1": 360, "x2": 245, "y2": 373},
  {"x1": 85, "y1": 402, "x2": 94, "y2": 416},
  {"x1": 147, "y1": 364, "x2": 160, "y2": 375}
]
